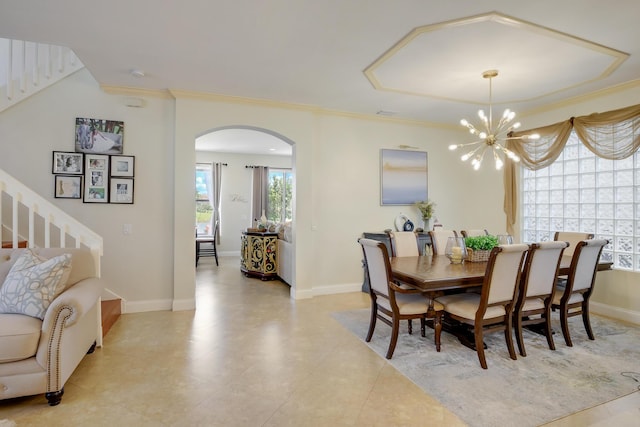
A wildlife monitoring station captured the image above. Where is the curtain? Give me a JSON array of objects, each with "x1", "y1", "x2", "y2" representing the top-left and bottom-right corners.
[
  {"x1": 503, "y1": 103, "x2": 640, "y2": 235},
  {"x1": 212, "y1": 162, "x2": 223, "y2": 243},
  {"x1": 251, "y1": 166, "x2": 269, "y2": 225}
]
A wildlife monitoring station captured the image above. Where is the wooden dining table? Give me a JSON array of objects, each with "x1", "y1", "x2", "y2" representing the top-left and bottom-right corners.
[{"x1": 390, "y1": 254, "x2": 613, "y2": 348}]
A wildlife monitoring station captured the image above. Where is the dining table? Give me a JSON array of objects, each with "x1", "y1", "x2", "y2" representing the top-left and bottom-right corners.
[{"x1": 390, "y1": 254, "x2": 613, "y2": 348}]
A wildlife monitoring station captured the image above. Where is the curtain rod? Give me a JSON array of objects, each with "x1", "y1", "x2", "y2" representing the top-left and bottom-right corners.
[{"x1": 245, "y1": 165, "x2": 267, "y2": 168}]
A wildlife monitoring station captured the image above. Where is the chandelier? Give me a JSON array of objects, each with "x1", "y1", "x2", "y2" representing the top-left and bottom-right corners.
[{"x1": 448, "y1": 70, "x2": 539, "y2": 170}]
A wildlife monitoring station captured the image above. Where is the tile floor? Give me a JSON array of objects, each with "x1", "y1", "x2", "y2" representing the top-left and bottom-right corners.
[{"x1": 0, "y1": 256, "x2": 638, "y2": 426}]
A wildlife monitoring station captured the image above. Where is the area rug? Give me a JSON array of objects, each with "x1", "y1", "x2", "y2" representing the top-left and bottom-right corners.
[{"x1": 332, "y1": 309, "x2": 640, "y2": 427}]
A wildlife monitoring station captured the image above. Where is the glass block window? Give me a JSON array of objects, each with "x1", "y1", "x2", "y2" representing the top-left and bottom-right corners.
[{"x1": 521, "y1": 131, "x2": 639, "y2": 270}]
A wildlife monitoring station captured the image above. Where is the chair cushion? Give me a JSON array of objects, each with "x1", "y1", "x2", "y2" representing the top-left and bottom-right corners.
[
  {"x1": 0, "y1": 313, "x2": 42, "y2": 362},
  {"x1": 0, "y1": 249, "x2": 72, "y2": 319},
  {"x1": 436, "y1": 293, "x2": 506, "y2": 320},
  {"x1": 521, "y1": 298, "x2": 545, "y2": 312},
  {"x1": 378, "y1": 293, "x2": 443, "y2": 315},
  {"x1": 553, "y1": 289, "x2": 584, "y2": 306}
]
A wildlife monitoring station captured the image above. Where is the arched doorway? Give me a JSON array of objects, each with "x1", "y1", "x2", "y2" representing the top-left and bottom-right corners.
[{"x1": 194, "y1": 126, "x2": 296, "y2": 287}]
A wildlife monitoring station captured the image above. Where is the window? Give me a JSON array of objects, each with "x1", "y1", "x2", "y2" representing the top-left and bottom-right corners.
[
  {"x1": 267, "y1": 169, "x2": 292, "y2": 223},
  {"x1": 521, "y1": 131, "x2": 640, "y2": 270},
  {"x1": 195, "y1": 163, "x2": 213, "y2": 235}
]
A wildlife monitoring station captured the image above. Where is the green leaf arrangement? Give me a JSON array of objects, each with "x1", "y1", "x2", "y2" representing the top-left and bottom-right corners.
[{"x1": 464, "y1": 235, "x2": 499, "y2": 251}]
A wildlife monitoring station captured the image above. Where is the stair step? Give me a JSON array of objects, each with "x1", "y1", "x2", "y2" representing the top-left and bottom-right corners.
[
  {"x1": 101, "y1": 299, "x2": 121, "y2": 337},
  {"x1": 1, "y1": 240, "x2": 28, "y2": 248}
]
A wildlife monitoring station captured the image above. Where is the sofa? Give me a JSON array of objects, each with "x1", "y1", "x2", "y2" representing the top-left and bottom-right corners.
[
  {"x1": 0, "y1": 247, "x2": 102, "y2": 406},
  {"x1": 275, "y1": 222, "x2": 293, "y2": 285}
]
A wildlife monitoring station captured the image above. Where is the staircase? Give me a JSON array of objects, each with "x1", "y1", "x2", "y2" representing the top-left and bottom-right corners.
[
  {"x1": 0, "y1": 38, "x2": 84, "y2": 113},
  {"x1": 0, "y1": 167, "x2": 112, "y2": 341}
]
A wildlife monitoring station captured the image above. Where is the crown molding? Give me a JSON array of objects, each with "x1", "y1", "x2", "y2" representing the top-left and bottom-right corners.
[{"x1": 100, "y1": 85, "x2": 173, "y2": 99}]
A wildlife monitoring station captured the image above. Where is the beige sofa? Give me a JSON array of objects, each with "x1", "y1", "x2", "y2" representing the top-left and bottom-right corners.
[
  {"x1": 275, "y1": 222, "x2": 293, "y2": 285},
  {"x1": 0, "y1": 248, "x2": 102, "y2": 405}
]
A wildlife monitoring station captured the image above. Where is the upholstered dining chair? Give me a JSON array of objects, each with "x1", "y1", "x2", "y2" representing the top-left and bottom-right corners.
[
  {"x1": 428, "y1": 229, "x2": 458, "y2": 256},
  {"x1": 551, "y1": 239, "x2": 608, "y2": 347},
  {"x1": 460, "y1": 229, "x2": 489, "y2": 238},
  {"x1": 358, "y1": 238, "x2": 443, "y2": 358},
  {"x1": 514, "y1": 241, "x2": 568, "y2": 356},
  {"x1": 553, "y1": 231, "x2": 594, "y2": 257},
  {"x1": 434, "y1": 244, "x2": 529, "y2": 369},
  {"x1": 388, "y1": 231, "x2": 420, "y2": 257},
  {"x1": 196, "y1": 220, "x2": 219, "y2": 266}
]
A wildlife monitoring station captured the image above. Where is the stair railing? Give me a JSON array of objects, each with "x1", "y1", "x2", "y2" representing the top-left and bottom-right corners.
[{"x1": 0, "y1": 167, "x2": 102, "y2": 276}]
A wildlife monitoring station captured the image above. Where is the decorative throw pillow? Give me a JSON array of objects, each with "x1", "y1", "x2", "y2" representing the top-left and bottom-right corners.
[{"x1": 0, "y1": 249, "x2": 72, "y2": 319}]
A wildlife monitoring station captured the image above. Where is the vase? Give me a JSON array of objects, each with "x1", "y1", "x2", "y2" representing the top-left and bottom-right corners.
[{"x1": 421, "y1": 218, "x2": 431, "y2": 231}]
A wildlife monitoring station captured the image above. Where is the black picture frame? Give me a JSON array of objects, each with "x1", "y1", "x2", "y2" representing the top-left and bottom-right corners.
[
  {"x1": 110, "y1": 178, "x2": 134, "y2": 204},
  {"x1": 52, "y1": 151, "x2": 84, "y2": 175},
  {"x1": 110, "y1": 155, "x2": 135, "y2": 177},
  {"x1": 83, "y1": 154, "x2": 109, "y2": 203},
  {"x1": 54, "y1": 175, "x2": 82, "y2": 199}
]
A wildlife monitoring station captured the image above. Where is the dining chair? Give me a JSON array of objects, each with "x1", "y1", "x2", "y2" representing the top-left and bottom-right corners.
[
  {"x1": 460, "y1": 229, "x2": 489, "y2": 238},
  {"x1": 428, "y1": 229, "x2": 458, "y2": 255},
  {"x1": 387, "y1": 231, "x2": 420, "y2": 257},
  {"x1": 196, "y1": 220, "x2": 219, "y2": 266},
  {"x1": 553, "y1": 231, "x2": 594, "y2": 257},
  {"x1": 358, "y1": 238, "x2": 443, "y2": 358},
  {"x1": 434, "y1": 243, "x2": 529, "y2": 369},
  {"x1": 513, "y1": 241, "x2": 568, "y2": 356},
  {"x1": 551, "y1": 239, "x2": 608, "y2": 347}
]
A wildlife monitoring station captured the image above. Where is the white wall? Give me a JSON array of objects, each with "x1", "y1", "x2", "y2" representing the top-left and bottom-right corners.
[
  {"x1": 0, "y1": 69, "x2": 175, "y2": 311},
  {"x1": 195, "y1": 151, "x2": 292, "y2": 254}
]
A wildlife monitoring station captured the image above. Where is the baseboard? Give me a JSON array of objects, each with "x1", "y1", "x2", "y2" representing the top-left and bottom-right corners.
[
  {"x1": 123, "y1": 299, "x2": 173, "y2": 313},
  {"x1": 313, "y1": 282, "x2": 362, "y2": 296},
  {"x1": 218, "y1": 250, "x2": 240, "y2": 257},
  {"x1": 591, "y1": 301, "x2": 640, "y2": 325}
]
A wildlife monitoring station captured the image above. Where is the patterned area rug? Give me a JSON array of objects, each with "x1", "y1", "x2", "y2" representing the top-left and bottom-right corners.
[{"x1": 333, "y1": 309, "x2": 640, "y2": 427}]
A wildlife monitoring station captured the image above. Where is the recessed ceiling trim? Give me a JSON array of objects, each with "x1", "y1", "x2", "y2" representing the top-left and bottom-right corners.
[{"x1": 364, "y1": 11, "x2": 629, "y2": 104}]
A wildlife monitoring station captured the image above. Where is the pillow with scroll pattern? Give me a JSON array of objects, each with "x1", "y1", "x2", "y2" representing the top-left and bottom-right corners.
[{"x1": 0, "y1": 249, "x2": 72, "y2": 319}]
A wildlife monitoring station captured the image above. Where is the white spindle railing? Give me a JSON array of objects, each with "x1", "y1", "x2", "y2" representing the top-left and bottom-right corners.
[
  {"x1": 0, "y1": 38, "x2": 84, "y2": 113},
  {"x1": 0, "y1": 168, "x2": 102, "y2": 276}
]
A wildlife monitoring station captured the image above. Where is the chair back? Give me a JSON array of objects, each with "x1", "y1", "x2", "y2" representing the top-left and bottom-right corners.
[
  {"x1": 359, "y1": 238, "x2": 392, "y2": 298},
  {"x1": 428, "y1": 229, "x2": 457, "y2": 255},
  {"x1": 460, "y1": 229, "x2": 488, "y2": 238},
  {"x1": 521, "y1": 241, "x2": 567, "y2": 298},
  {"x1": 483, "y1": 244, "x2": 529, "y2": 306},
  {"x1": 567, "y1": 239, "x2": 608, "y2": 293},
  {"x1": 554, "y1": 231, "x2": 594, "y2": 257},
  {"x1": 388, "y1": 231, "x2": 419, "y2": 257}
]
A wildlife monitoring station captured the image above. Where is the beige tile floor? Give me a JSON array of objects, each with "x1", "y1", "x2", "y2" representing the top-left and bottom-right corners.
[{"x1": 1, "y1": 256, "x2": 638, "y2": 426}]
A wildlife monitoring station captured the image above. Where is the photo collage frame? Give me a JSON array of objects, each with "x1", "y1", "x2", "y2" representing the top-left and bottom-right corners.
[{"x1": 50, "y1": 117, "x2": 135, "y2": 204}]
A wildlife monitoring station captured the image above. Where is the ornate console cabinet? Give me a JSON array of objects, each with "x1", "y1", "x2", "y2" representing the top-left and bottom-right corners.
[{"x1": 241, "y1": 231, "x2": 278, "y2": 280}]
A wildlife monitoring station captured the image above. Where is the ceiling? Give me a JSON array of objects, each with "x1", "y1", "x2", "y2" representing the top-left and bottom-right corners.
[{"x1": 1, "y1": 1, "x2": 639, "y2": 154}]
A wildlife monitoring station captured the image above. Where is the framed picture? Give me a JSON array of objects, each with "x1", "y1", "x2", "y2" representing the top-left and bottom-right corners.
[
  {"x1": 75, "y1": 117, "x2": 124, "y2": 155},
  {"x1": 110, "y1": 178, "x2": 134, "y2": 204},
  {"x1": 110, "y1": 155, "x2": 135, "y2": 177},
  {"x1": 380, "y1": 149, "x2": 428, "y2": 205},
  {"x1": 54, "y1": 175, "x2": 82, "y2": 199},
  {"x1": 83, "y1": 154, "x2": 109, "y2": 203},
  {"x1": 52, "y1": 151, "x2": 83, "y2": 174}
]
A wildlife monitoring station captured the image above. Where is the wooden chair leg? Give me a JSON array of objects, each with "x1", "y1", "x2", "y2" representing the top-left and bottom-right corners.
[
  {"x1": 544, "y1": 308, "x2": 556, "y2": 351},
  {"x1": 434, "y1": 312, "x2": 442, "y2": 352},
  {"x1": 420, "y1": 317, "x2": 426, "y2": 337},
  {"x1": 505, "y1": 317, "x2": 517, "y2": 361},
  {"x1": 582, "y1": 302, "x2": 594, "y2": 340},
  {"x1": 475, "y1": 326, "x2": 488, "y2": 369},
  {"x1": 560, "y1": 308, "x2": 573, "y2": 347},
  {"x1": 514, "y1": 314, "x2": 526, "y2": 357},
  {"x1": 386, "y1": 317, "x2": 400, "y2": 359},
  {"x1": 365, "y1": 303, "x2": 377, "y2": 342},
  {"x1": 407, "y1": 319, "x2": 413, "y2": 335}
]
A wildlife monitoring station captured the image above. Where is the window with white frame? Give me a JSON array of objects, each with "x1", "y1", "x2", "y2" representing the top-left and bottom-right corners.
[
  {"x1": 267, "y1": 168, "x2": 292, "y2": 223},
  {"x1": 521, "y1": 130, "x2": 639, "y2": 271},
  {"x1": 195, "y1": 163, "x2": 214, "y2": 235}
]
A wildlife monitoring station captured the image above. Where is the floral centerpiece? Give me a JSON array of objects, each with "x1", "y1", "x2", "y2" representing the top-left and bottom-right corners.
[
  {"x1": 464, "y1": 235, "x2": 499, "y2": 262},
  {"x1": 414, "y1": 199, "x2": 435, "y2": 220}
]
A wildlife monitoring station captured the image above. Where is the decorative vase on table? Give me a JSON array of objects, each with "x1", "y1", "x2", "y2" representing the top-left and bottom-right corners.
[{"x1": 445, "y1": 237, "x2": 467, "y2": 264}]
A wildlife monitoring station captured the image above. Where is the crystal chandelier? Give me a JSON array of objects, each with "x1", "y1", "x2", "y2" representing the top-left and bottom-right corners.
[{"x1": 448, "y1": 70, "x2": 539, "y2": 170}]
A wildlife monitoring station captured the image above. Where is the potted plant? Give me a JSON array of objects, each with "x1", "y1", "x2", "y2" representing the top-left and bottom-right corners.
[
  {"x1": 414, "y1": 200, "x2": 436, "y2": 230},
  {"x1": 464, "y1": 235, "x2": 499, "y2": 262}
]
